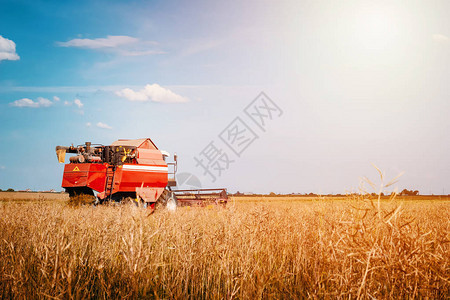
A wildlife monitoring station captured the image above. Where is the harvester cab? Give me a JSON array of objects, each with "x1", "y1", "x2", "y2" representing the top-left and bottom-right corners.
[{"x1": 55, "y1": 138, "x2": 227, "y2": 210}]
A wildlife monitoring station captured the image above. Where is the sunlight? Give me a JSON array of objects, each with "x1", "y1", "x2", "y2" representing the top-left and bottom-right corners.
[{"x1": 353, "y1": 6, "x2": 399, "y2": 51}]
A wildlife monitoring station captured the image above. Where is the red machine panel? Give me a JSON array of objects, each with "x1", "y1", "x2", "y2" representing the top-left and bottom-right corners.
[
  {"x1": 62, "y1": 163, "x2": 107, "y2": 193},
  {"x1": 118, "y1": 164, "x2": 168, "y2": 191}
]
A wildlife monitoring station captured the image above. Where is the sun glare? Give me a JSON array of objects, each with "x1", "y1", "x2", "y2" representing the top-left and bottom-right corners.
[{"x1": 354, "y1": 8, "x2": 398, "y2": 51}]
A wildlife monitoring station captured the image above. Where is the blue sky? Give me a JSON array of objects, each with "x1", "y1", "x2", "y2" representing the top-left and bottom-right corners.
[{"x1": 0, "y1": 0, "x2": 449, "y2": 194}]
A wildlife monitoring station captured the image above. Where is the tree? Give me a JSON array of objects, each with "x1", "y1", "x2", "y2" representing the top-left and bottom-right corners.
[
  {"x1": 400, "y1": 189, "x2": 419, "y2": 196},
  {"x1": 6, "y1": 188, "x2": 14, "y2": 192}
]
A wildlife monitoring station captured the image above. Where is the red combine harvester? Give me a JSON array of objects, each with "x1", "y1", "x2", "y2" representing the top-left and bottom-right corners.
[{"x1": 56, "y1": 138, "x2": 228, "y2": 209}]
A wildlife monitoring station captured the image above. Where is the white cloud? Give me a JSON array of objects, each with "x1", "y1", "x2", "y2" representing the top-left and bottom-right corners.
[
  {"x1": 115, "y1": 83, "x2": 189, "y2": 103},
  {"x1": 86, "y1": 122, "x2": 91, "y2": 127},
  {"x1": 10, "y1": 98, "x2": 35, "y2": 107},
  {"x1": 10, "y1": 97, "x2": 52, "y2": 108},
  {"x1": 432, "y1": 33, "x2": 449, "y2": 43},
  {"x1": 97, "y1": 122, "x2": 112, "y2": 130},
  {"x1": 0, "y1": 165, "x2": 5, "y2": 170},
  {"x1": 120, "y1": 50, "x2": 164, "y2": 56},
  {"x1": 0, "y1": 35, "x2": 20, "y2": 62},
  {"x1": 57, "y1": 35, "x2": 139, "y2": 49},
  {"x1": 53, "y1": 96, "x2": 60, "y2": 101},
  {"x1": 116, "y1": 88, "x2": 148, "y2": 101},
  {"x1": 64, "y1": 101, "x2": 70, "y2": 106},
  {"x1": 37, "y1": 97, "x2": 52, "y2": 107},
  {"x1": 181, "y1": 39, "x2": 225, "y2": 57},
  {"x1": 56, "y1": 35, "x2": 163, "y2": 56},
  {"x1": 74, "y1": 98, "x2": 84, "y2": 108}
]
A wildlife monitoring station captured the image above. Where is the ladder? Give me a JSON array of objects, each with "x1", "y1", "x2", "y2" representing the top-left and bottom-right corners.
[{"x1": 105, "y1": 165, "x2": 116, "y2": 200}]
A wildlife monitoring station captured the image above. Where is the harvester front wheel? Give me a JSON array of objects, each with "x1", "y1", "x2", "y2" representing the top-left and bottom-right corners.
[
  {"x1": 166, "y1": 195, "x2": 177, "y2": 211},
  {"x1": 156, "y1": 189, "x2": 178, "y2": 211}
]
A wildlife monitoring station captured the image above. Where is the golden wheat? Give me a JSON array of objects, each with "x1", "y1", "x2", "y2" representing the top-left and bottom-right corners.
[{"x1": 0, "y1": 196, "x2": 448, "y2": 299}]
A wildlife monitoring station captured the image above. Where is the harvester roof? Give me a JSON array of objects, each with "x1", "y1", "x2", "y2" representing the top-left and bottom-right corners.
[{"x1": 111, "y1": 138, "x2": 158, "y2": 149}]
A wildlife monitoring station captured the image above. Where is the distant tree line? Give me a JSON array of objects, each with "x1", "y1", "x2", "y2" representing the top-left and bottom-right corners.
[
  {"x1": 0, "y1": 188, "x2": 15, "y2": 192},
  {"x1": 232, "y1": 189, "x2": 421, "y2": 197},
  {"x1": 233, "y1": 191, "x2": 347, "y2": 197},
  {"x1": 399, "y1": 189, "x2": 419, "y2": 196}
]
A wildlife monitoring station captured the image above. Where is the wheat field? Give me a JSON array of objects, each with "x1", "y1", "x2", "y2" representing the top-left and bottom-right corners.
[{"x1": 0, "y1": 196, "x2": 448, "y2": 299}]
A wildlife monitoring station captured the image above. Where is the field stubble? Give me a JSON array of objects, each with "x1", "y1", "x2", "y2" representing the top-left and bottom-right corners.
[{"x1": 0, "y1": 196, "x2": 448, "y2": 299}]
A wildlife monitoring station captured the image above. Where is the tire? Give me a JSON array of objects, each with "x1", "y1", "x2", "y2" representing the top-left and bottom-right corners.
[
  {"x1": 156, "y1": 189, "x2": 178, "y2": 211},
  {"x1": 166, "y1": 194, "x2": 178, "y2": 211}
]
